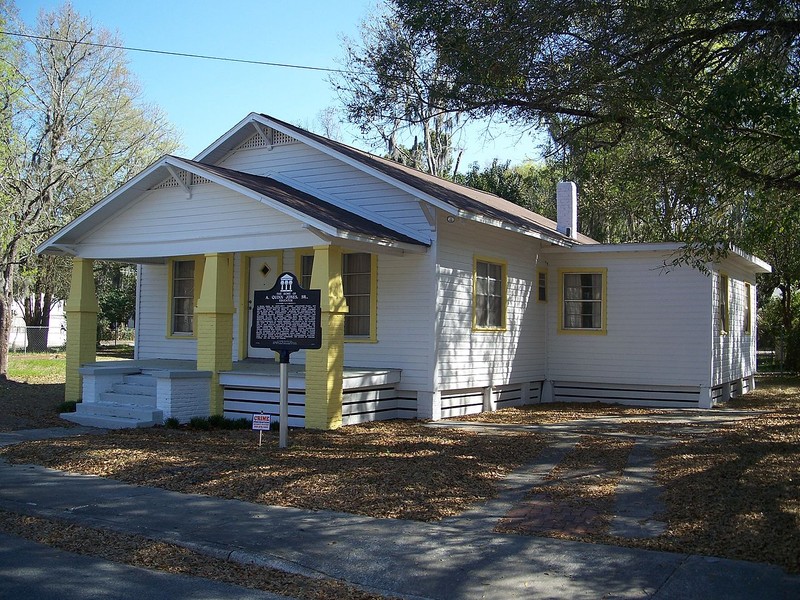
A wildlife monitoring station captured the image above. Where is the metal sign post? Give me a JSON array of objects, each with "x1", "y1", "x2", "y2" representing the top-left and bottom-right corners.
[
  {"x1": 250, "y1": 272, "x2": 321, "y2": 449},
  {"x1": 278, "y1": 350, "x2": 290, "y2": 448}
]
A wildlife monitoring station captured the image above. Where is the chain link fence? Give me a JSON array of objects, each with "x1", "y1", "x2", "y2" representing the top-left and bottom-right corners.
[{"x1": 9, "y1": 324, "x2": 67, "y2": 353}]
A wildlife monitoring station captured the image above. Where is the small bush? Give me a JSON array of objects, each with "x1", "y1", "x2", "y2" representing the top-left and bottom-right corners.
[
  {"x1": 58, "y1": 400, "x2": 77, "y2": 413},
  {"x1": 188, "y1": 416, "x2": 211, "y2": 430},
  {"x1": 186, "y1": 415, "x2": 251, "y2": 430},
  {"x1": 163, "y1": 417, "x2": 180, "y2": 429},
  {"x1": 207, "y1": 414, "x2": 228, "y2": 429}
]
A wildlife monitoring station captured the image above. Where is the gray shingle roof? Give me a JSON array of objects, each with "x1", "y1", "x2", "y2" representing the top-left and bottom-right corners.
[
  {"x1": 262, "y1": 114, "x2": 597, "y2": 245},
  {"x1": 174, "y1": 158, "x2": 428, "y2": 247}
]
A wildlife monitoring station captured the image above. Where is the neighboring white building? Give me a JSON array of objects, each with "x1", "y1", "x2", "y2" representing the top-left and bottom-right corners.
[
  {"x1": 39, "y1": 114, "x2": 770, "y2": 428},
  {"x1": 9, "y1": 300, "x2": 67, "y2": 351}
]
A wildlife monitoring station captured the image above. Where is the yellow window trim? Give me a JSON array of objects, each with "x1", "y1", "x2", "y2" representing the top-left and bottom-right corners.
[
  {"x1": 537, "y1": 268, "x2": 548, "y2": 303},
  {"x1": 300, "y1": 247, "x2": 378, "y2": 342},
  {"x1": 472, "y1": 255, "x2": 508, "y2": 332},
  {"x1": 237, "y1": 251, "x2": 283, "y2": 360},
  {"x1": 342, "y1": 251, "x2": 378, "y2": 343},
  {"x1": 718, "y1": 272, "x2": 730, "y2": 336},
  {"x1": 295, "y1": 249, "x2": 315, "y2": 288},
  {"x1": 166, "y1": 256, "x2": 205, "y2": 339},
  {"x1": 744, "y1": 282, "x2": 753, "y2": 335},
  {"x1": 557, "y1": 267, "x2": 608, "y2": 335}
]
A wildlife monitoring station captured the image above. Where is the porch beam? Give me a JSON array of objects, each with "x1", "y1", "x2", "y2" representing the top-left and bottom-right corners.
[
  {"x1": 305, "y1": 244, "x2": 348, "y2": 430},
  {"x1": 195, "y1": 253, "x2": 235, "y2": 415},
  {"x1": 65, "y1": 258, "x2": 99, "y2": 402}
]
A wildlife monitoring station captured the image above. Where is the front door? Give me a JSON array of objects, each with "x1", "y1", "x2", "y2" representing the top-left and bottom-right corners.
[{"x1": 247, "y1": 253, "x2": 281, "y2": 358}]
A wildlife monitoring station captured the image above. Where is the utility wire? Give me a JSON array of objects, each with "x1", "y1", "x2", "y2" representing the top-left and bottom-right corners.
[{"x1": 0, "y1": 30, "x2": 349, "y2": 74}]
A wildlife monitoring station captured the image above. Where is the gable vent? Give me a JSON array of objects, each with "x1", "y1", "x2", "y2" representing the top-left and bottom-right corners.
[
  {"x1": 236, "y1": 128, "x2": 296, "y2": 151},
  {"x1": 151, "y1": 172, "x2": 212, "y2": 190}
]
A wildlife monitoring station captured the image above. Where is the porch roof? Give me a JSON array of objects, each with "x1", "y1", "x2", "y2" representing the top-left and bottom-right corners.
[{"x1": 37, "y1": 155, "x2": 430, "y2": 260}]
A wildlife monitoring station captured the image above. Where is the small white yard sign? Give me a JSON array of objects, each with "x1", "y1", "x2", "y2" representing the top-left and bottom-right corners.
[
  {"x1": 252, "y1": 414, "x2": 271, "y2": 430},
  {"x1": 252, "y1": 413, "x2": 271, "y2": 447}
]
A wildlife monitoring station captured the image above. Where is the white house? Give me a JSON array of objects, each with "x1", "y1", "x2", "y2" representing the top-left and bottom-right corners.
[{"x1": 38, "y1": 113, "x2": 771, "y2": 429}]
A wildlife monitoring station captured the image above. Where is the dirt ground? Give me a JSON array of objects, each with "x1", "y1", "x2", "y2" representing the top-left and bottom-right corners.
[{"x1": 1, "y1": 355, "x2": 798, "y2": 580}]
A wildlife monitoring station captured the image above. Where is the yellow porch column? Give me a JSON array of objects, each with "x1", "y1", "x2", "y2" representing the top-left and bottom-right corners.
[
  {"x1": 305, "y1": 245, "x2": 348, "y2": 430},
  {"x1": 195, "y1": 253, "x2": 234, "y2": 415},
  {"x1": 65, "y1": 258, "x2": 98, "y2": 402}
]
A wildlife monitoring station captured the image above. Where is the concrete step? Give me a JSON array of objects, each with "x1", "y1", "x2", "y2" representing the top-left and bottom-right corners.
[
  {"x1": 75, "y1": 401, "x2": 163, "y2": 422},
  {"x1": 123, "y1": 374, "x2": 156, "y2": 388},
  {"x1": 61, "y1": 412, "x2": 158, "y2": 429},
  {"x1": 102, "y1": 390, "x2": 157, "y2": 406},
  {"x1": 112, "y1": 382, "x2": 157, "y2": 397}
]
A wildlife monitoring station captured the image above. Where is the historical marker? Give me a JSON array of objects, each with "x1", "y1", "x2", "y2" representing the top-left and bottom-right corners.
[
  {"x1": 249, "y1": 272, "x2": 321, "y2": 449},
  {"x1": 250, "y1": 272, "x2": 321, "y2": 354}
]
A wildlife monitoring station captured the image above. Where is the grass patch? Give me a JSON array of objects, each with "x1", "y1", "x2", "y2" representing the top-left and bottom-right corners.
[{"x1": 7, "y1": 353, "x2": 65, "y2": 384}]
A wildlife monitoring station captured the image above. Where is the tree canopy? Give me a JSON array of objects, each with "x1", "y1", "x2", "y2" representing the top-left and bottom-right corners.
[
  {"x1": 0, "y1": 1, "x2": 179, "y2": 376},
  {"x1": 332, "y1": 5, "x2": 465, "y2": 177},
  {"x1": 395, "y1": 0, "x2": 800, "y2": 192}
]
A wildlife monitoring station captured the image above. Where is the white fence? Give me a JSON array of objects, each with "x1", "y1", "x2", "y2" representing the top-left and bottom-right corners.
[{"x1": 9, "y1": 324, "x2": 67, "y2": 352}]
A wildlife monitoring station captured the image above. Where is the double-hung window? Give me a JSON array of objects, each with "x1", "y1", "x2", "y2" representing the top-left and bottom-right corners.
[
  {"x1": 170, "y1": 259, "x2": 196, "y2": 336},
  {"x1": 561, "y1": 270, "x2": 605, "y2": 333},
  {"x1": 474, "y1": 258, "x2": 506, "y2": 330},
  {"x1": 296, "y1": 249, "x2": 377, "y2": 341},
  {"x1": 342, "y1": 252, "x2": 375, "y2": 339}
]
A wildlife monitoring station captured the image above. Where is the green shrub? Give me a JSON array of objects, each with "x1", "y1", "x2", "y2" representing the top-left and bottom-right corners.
[
  {"x1": 57, "y1": 400, "x2": 78, "y2": 413},
  {"x1": 163, "y1": 417, "x2": 180, "y2": 429},
  {"x1": 188, "y1": 416, "x2": 211, "y2": 430},
  {"x1": 187, "y1": 415, "x2": 255, "y2": 430},
  {"x1": 207, "y1": 414, "x2": 228, "y2": 428}
]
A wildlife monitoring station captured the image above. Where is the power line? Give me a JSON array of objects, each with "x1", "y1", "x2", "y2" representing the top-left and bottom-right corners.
[{"x1": 0, "y1": 30, "x2": 349, "y2": 74}]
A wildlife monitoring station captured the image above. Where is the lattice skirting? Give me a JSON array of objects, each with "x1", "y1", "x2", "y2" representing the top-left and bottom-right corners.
[
  {"x1": 223, "y1": 385, "x2": 417, "y2": 427},
  {"x1": 552, "y1": 381, "x2": 702, "y2": 408},
  {"x1": 440, "y1": 381, "x2": 543, "y2": 419}
]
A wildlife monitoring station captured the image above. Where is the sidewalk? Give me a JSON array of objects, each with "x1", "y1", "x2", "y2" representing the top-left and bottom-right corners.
[{"x1": 1, "y1": 427, "x2": 798, "y2": 599}]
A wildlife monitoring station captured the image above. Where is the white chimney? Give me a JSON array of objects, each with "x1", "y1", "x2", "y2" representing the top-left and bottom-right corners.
[{"x1": 556, "y1": 181, "x2": 578, "y2": 240}]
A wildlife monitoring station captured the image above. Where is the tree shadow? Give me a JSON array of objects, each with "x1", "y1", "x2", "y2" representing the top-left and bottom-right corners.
[{"x1": 0, "y1": 379, "x2": 70, "y2": 431}]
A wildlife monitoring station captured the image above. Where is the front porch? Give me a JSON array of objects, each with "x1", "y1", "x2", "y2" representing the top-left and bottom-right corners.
[{"x1": 66, "y1": 359, "x2": 410, "y2": 429}]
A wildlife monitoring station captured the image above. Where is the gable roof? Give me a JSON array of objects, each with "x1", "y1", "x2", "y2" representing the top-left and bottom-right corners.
[
  {"x1": 37, "y1": 155, "x2": 429, "y2": 257},
  {"x1": 173, "y1": 158, "x2": 427, "y2": 247},
  {"x1": 198, "y1": 113, "x2": 597, "y2": 246}
]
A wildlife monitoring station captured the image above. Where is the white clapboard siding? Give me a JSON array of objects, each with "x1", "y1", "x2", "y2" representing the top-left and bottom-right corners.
[
  {"x1": 220, "y1": 142, "x2": 431, "y2": 234},
  {"x1": 712, "y1": 266, "x2": 757, "y2": 387},
  {"x1": 80, "y1": 183, "x2": 319, "y2": 258},
  {"x1": 136, "y1": 264, "x2": 197, "y2": 360},
  {"x1": 341, "y1": 251, "x2": 437, "y2": 391},
  {"x1": 546, "y1": 250, "x2": 711, "y2": 387},
  {"x1": 435, "y1": 217, "x2": 547, "y2": 391}
]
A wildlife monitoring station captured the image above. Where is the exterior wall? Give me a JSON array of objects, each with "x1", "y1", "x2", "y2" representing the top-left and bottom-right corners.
[
  {"x1": 136, "y1": 263, "x2": 197, "y2": 360},
  {"x1": 545, "y1": 249, "x2": 712, "y2": 388},
  {"x1": 341, "y1": 250, "x2": 436, "y2": 394},
  {"x1": 220, "y1": 141, "x2": 431, "y2": 236},
  {"x1": 435, "y1": 216, "x2": 547, "y2": 393},
  {"x1": 711, "y1": 264, "x2": 757, "y2": 387},
  {"x1": 77, "y1": 182, "x2": 319, "y2": 259}
]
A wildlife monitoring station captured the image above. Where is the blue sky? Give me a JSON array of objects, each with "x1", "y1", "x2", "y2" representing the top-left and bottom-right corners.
[{"x1": 16, "y1": 0, "x2": 543, "y2": 170}]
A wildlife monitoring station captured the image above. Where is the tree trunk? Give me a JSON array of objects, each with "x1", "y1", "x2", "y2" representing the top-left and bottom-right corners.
[{"x1": 0, "y1": 291, "x2": 11, "y2": 380}]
